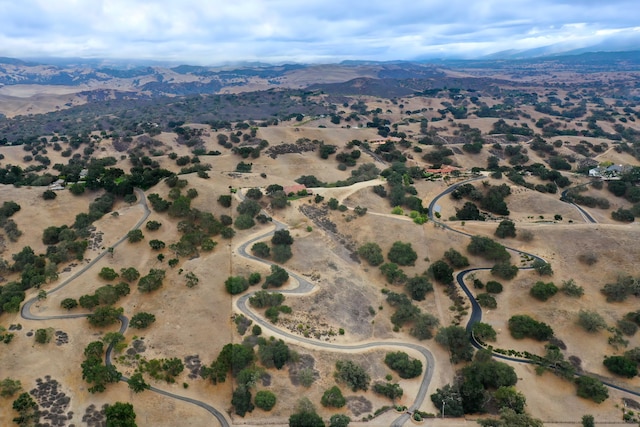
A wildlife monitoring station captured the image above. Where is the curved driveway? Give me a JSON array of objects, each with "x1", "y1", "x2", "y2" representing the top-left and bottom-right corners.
[
  {"x1": 431, "y1": 177, "x2": 640, "y2": 401},
  {"x1": 235, "y1": 210, "x2": 435, "y2": 426}
]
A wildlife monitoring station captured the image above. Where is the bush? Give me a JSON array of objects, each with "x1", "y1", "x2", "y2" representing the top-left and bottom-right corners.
[
  {"x1": 384, "y1": 351, "x2": 423, "y2": 379},
  {"x1": 560, "y1": 279, "x2": 584, "y2": 297},
  {"x1": 530, "y1": 281, "x2": 558, "y2": 301},
  {"x1": 321, "y1": 386, "x2": 346, "y2": 408},
  {"x1": 358, "y1": 242, "x2": 384, "y2": 266},
  {"x1": 387, "y1": 241, "x2": 417, "y2": 266},
  {"x1": 491, "y1": 262, "x2": 519, "y2": 280},
  {"x1": 495, "y1": 219, "x2": 516, "y2": 238},
  {"x1": 146, "y1": 220, "x2": 162, "y2": 231},
  {"x1": 218, "y1": 194, "x2": 232, "y2": 208},
  {"x1": 127, "y1": 229, "x2": 144, "y2": 243},
  {"x1": 467, "y1": 236, "x2": 510, "y2": 262},
  {"x1": 405, "y1": 275, "x2": 433, "y2": 301},
  {"x1": 235, "y1": 214, "x2": 256, "y2": 230},
  {"x1": 271, "y1": 229, "x2": 294, "y2": 245},
  {"x1": 255, "y1": 390, "x2": 276, "y2": 411},
  {"x1": 225, "y1": 276, "x2": 249, "y2": 295},
  {"x1": 577, "y1": 310, "x2": 607, "y2": 333},
  {"x1": 508, "y1": 315, "x2": 553, "y2": 341},
  {"x1": 373, "y1": 382, "x2": 404, "y2": 400},
  {"x1": 98, "y1": 267, "x2": 119, "y2": 281},
  {"x1": 427, "y1": 260, "x2": 453, "y2": 285},
  {"x1": 575, "y1": 376, "x2": 608, "y2": 403},
  {"x1": 251, "y1": 242, "x2": 270, "y2": 258},
  {"x1": 335, "y1": 360, "x2": 370, "y2": 392},
  {"x1": 42, "y1": 190, "x2": 57, "y2": 200},
  {"x1": 138, "y1": 269, "x2": 165, "y2": 293},
  {"x1": 443, "y1": 248, "x2": 469, "y2": 268},
  {"x1": 130, "y1": 312, "x2": 156, "y2": 329},
  {"x1": 477, "y1": 293, "x2": 497, "y2": 309},
  {"x1": 532, "y1": 259, "x2": 553, "y2": 276},
  {"x1": 472, "y1": 322, "x2": 497, "y2": 342},
  {"x1": 272, "y1": 244, "x2": 293, "y2": 263},
  {"x1": 603, "y1": 355, "x2": 637, "y2": 378},
  {"x1": 617, "y1": 319, "x2": 638, "y2": 336},
  {"x1": 60, "y1": 298, "x2": 78, "y2": 310},
  {"x1": 435, "y1": 326, "x2": 474, "y2": 363},
  {"x1": 485, "y1": 280, "x2": 503, "y2": 294},
  {"x1": 264, "y1": 265, "x2": 289, "y2": 288}
]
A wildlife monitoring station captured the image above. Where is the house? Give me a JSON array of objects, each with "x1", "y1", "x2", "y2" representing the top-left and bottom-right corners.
[
  {"x1": 369, "y1": 136, "x2": 402, "y2": 145},
  {"x1": 48, "y1": 179, "x2": 65, "y2": 191},
  {"x1": 589, "y1": 164, "x2": 625, "y2": 178},
  {"x1": 425, "y1": 165, "x2": 461, "y2": 174}
]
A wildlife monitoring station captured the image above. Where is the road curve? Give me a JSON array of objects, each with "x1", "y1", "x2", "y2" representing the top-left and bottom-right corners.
[
  {"x1": 234, "y1": 191, "x2": 436, "y2": 426},
  {"x1": 431, "y1": 177, "x2": 640, "y2": 402},
  {"x1": 19, "y1": 188, "x2": 231, "y2": 427}
]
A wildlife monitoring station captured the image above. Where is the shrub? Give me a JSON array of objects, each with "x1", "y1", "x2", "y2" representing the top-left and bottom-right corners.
[
  {"x1": 472, "y1": 322, "x2": 497, "y2": 342},
  {"x1": 272, "y1": 244, "x2": 292, "y2": 263},
  {"x1": 575, "y1": 376, "x2": 608, "y2": 403},
  {"x1": 577, "y1": 310, "x2": 607, "y2": 333},
  {"x1": 467, "y1": 236, "x2": 510, "y2": 262},
  {"x1": 335, "y1": 360, "x2": 370, "y2": 392},
  {"x1": 387, "y1": 241, "x2": 418, "y2": 266},
  {"x1": 98, "y1": 267, "x2": 119, "y2": 281},
  {"x1": 405, "y1": 275, "x2": 433, "y2": 301},
  {"x1": 60, "y1": 298, "x2": 78, "y2": 310},
  {"x1": 491, "y1": 262, "x2": 519, "y2": 280},
  {"x1": 225, "y1": 276, "x2": 249, "y2": 295},
  {"x1": 358, "y1": 242, "x2": 384, "y2": 266},
  {"x1": 477, "y1": 293, "x2": 497, "y2": 309},
  {"x1": 532, "y1": 259, "x2": 553, "y2": 276},
  {"x1": 508, "y1": 315, "x2": 553, "y2": 341},
  {"x1": 617, "y1": 319, "x2": 638, "y2": 336},
  {"x1": 264, "y1": 265, "x2": 289, "y2": 288},
  {"x1": 127, "y1": 229, "x2": 144, "y2": 243},
  {"x1": 444, "y1": 248, "x2": 469, "y2": 268},
  {"x1": 384, "y1": 352, "x2": 423, "y2": 379},
  {"x1": 321, "y1": 386, "x2": 346, "y2": 408},
  {"x1": 255, "y1": 390, "x2": 276, "y2": 411},
  {"x1": 130, "y1": 312, "x2": 156, "y2": 329},
  {"x1": 560, "y1": 279, "x2": 584, "y2": 297},
  {"x1": 427, "y1": 260, "x2": 453, "y2": 285},
  {"x1": 146, "y1": 220, "x2": 162, "y2": 231},
  {"x1": 495, "y1": 219, "x2": 516, "y2": 238},
  {"x1": 485, "y1": 280, "x2": 503, "y2": 294},
  {"x1": 603, "y1": 355, "x2": 637, "y2": 378},
  {"x1": 251, "y1": 242, "x2": 270, "y2": 258},
  {"x1": 530, "y1": 281, "x2": 558, "y2": 301},
  {"x1": 373, "y1": 382, "x2": 404, "y2": 400},
  {"x1": 435, "y1": 326, "x2": 474, "y2": 363}
]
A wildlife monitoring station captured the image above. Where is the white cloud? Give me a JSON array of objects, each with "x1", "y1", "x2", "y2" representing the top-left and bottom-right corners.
[{"x1": 0, "y1": 0, "x2": 637, "y2": 63}]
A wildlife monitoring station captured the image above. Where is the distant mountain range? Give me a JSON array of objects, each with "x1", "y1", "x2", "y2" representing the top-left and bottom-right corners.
[{"x1": 0, "y1": 49, "x2": 638, "y2": 117}]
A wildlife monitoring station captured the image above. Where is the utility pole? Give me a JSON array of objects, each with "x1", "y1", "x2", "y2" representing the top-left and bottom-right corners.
[{"x1": 442, "y1": 400, "x2": 445, "y2": 419}]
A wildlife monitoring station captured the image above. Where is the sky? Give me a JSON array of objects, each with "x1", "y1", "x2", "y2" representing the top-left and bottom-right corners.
[{"x1": 0, "y1": 0, "x2": 639, "y2": 65}]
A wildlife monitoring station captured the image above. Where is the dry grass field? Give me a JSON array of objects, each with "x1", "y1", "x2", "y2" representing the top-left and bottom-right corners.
[{"x1": 1, "y1": 78, "x2": 640, "y2": 427}]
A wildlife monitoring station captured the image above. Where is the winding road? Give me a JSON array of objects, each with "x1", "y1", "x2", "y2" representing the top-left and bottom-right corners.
[
  {"x1": 19, "y1": 188, "x2": 231, "y2": 427},
  {"x1": 18, "y1": 175, "x2": 632, "y2": 427},
  {"x1": 234, "y1": 216, "x2": 435, "y2": 427},
  {"x1": 430, "y1": 176, "x2": 640, "y2": 402}
]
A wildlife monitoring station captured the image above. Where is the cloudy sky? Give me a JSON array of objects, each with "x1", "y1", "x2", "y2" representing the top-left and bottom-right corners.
[{"x1": 0, "y1": 0, "x2": 638, "y2": 64}]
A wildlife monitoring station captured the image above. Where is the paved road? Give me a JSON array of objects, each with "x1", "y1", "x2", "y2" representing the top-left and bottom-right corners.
[
  {"x1": 235, "y1": 190, "x2": 436, "y2": 426},
  {"x1": 560, "y1": 185, "x2": 597, "y2": 224},
  {"x1": 20, "y1": 189, "x2": 231, "y2": 427},
  {"x1": 430, "y1": 178, "x2": 640, "y2": 402}
]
